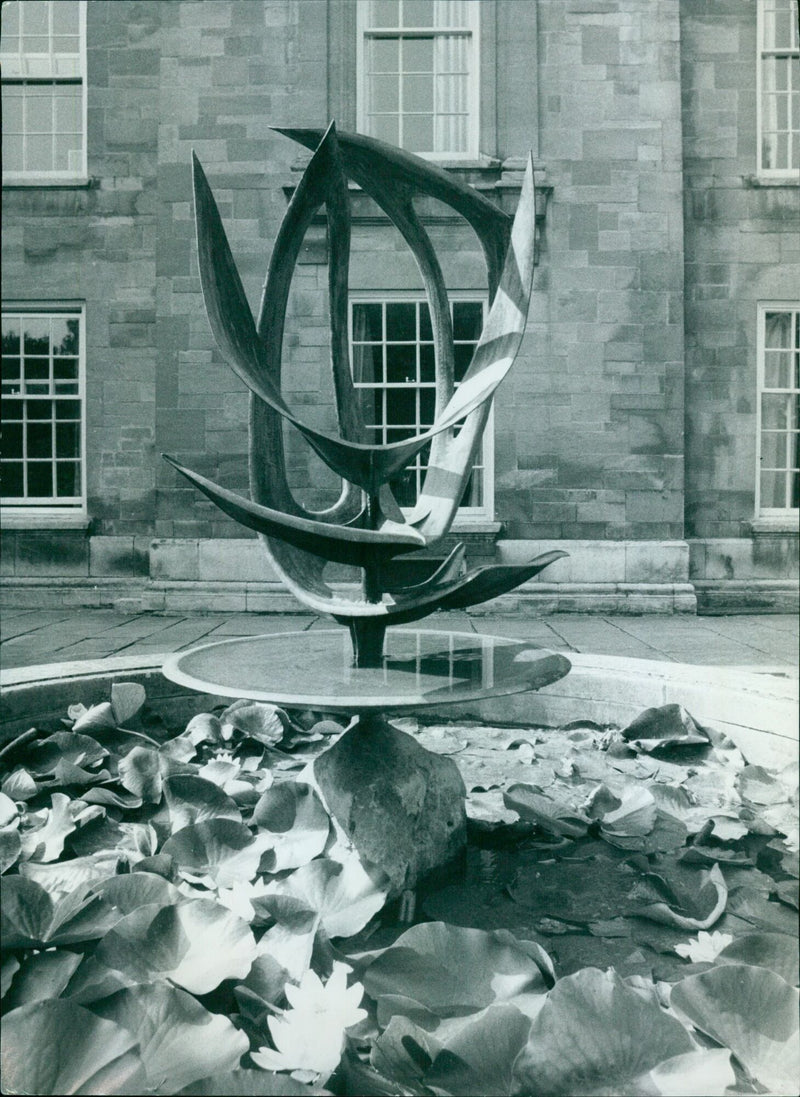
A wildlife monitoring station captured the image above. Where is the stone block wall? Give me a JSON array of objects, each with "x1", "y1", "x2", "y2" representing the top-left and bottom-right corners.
[
  {"x1": 500, "y1": 0, "x2": 686, "y2": 541},
  {"x1": 680, "y1": 0, "x2": 800, "y2": 537},
  {"x1": 2, "y1": 0, "x2": 797, "y2": 613}
]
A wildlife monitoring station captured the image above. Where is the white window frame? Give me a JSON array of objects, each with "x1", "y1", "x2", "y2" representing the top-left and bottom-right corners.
[
  {"x1": 756, "y1": 0, "x2": 800, "y2": 180},
  {"x1": 1, "y1": 303, "x2": 88, "y2": 524},
  {"x1": 356, "y1": 0, "x2": 480, "y2": 161},
  {"x1": 349, "y1": 290, "x2": 494, "y2": 521},
  {"x1": 755, "y1": 302, "x2": 799, "y2": 518},
  {"x1": 0, "y1": 0, "x2": 88, "y2": 186}
]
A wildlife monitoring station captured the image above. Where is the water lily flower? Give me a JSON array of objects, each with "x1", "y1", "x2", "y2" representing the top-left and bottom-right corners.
[
  {"x1": 674, "y1": 930, "x2": 733, "y2": 963},
  {"x1": 251, "y1": 961, "x2": 367, "y2": 1079},
  {"x1": 215, "y1": 878, "x2": 272, "y2": 922}
]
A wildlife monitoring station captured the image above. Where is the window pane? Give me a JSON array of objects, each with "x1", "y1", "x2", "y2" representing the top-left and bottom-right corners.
[
  {"x1": 404, "y1": 37, "x2": 433, "y2": 72},
  {"x1": 761, "y1": 430, "x2": 786, "y2": 467},
  {"x1": 453, "y1": 300, "x2": 483, "y2": 341},
  {"x1": 56, "y1": 462, "x2": 80, "y2": 496},
  {"x1": 55, "y1": 421, "x2": 80, "y2": 458},
  {"x1": 371, "y1": 113, "x2": 399, "y2": 145},
  {"x1": 352, "y1": 302, "x2": 383, "y2": 342},
  {"x1": 2, "y1": 318, "x2": 21, "y2": 355},
  {"x1": 2, "y1": 90, "x2": 23, "y2": 133},
  {"x1": 55, "y1": 89, "x2": 82, "y2": 132},
  {"x1": 53, "y1": 356, "x2": 78, "y2": 381},
  {"x1": 369, "y1": 37, "x2": 399, "y2": 72},
  {"x1": 765, "y1": 311, "x2": 793, "y2": 348},
  {"x1": 53, "y1": 0, "x2": 81, "y2": 36},
  {"x1": 761, "y1": 392, "x2": 791, "y2": 429},
  {"x1": 25, "y1": 357, "x2": 49, "y2": 381},
  {"x1": 420, "y1": 344, "x2": 435, "y2": 382},
  {"x1": 386, "y1": 388, "x2": 417, "y2": 427},
  {"x1": 3, "y1": 357, "x2": 22, "y2": 382},
  {"x1": 26, "y1": 133, "x2": 55, "y2": 171},
  {"x1": 760, "y1": 469, "x2": 786, "y2": 508},
  {"x1": 26, "y1": 87, "x2": 54, "y2": 132},
  {"x1": 386, "y1": 302, "x2": 416, "y2": 341},
  {"x1": 1, "y1": 1, "x2": 20, "y2": 42},
  {"x1": 402, "y1": 113, "x2": 433, "y2": 149},
  {"x1": 27, "y1": 421, "x2": 52, "y2": 458},
  {"x1": 55, "y1": 132, "x2": 81, "y2": 171},
  {"x1": 55, "y1": 399, "x2": 81, "y2": 420},
  {"x1": 403, "y1": 73, "x2": 433, "y2": 111},
  {"x1": 2, "y1": 134, "x2": 24, "y2": 172},
  {"x1": 28, "y1": 399, "x2": 53, "y2": 420},
  {"x1": 370, "y1": 74, "x2": 399, "y2": 112},
  {"x1": 2, "y1": 463, "x2": 24, "y2": 498},
  {"x1": 53, "y1": 317, "x2": 80, "y2": 356},
  {"x1": 386, "y1": 344, "x2": 416, "y2": 383},
  {"x1": 27, "y1": 461, "x2": 53, "y2": 497},
  {"x1": 352, "y1": 342, "x2": 383, "y2": 384},
  {"x1": 23, "y1": 319, "x2": 50, "y2": 354},
  {"x1": 763, "y1": 351, "x2": 792, "y2": 388},
  {"x1": 3, "y1": 400, "x2": 23, "y2": 420},
  {"x1": 22, "y1": 0, "x2": 49, "y2": 37},
  {"x1": 419, "y1": 386, "x2": 435, "y2": 424},
  {"x1": 2, "y1": 423, "x2": 23, "y2": 458},
  {"x1": 454, "y1": 342, "x2": 474, "y2": 382}
]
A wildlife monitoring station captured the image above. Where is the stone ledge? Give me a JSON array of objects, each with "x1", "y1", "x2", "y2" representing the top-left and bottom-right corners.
[
  {"x1": 2, "y1": 651, "x2": 795, "y2": 769},
  {"x1": 0, "y1": 576, "x2": 697, "y2": 615},
  {"x1": 693, "y1": 579, "x2": 799, "y2": 615}
]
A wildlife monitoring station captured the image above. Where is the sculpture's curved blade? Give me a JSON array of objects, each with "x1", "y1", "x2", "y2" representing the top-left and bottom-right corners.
[
  {"x1": 381, "y1": 543, "x2": 466, "y2": 595},
  {"x1": 434, "y1": 551, "x2": 568, "y2": 611},
  {"x1": 409, "y1": 153, "x2": 538, "y2": 540},
  {"x1": 275, "y1": 127, "x2": 513, "y2": 300},
  {"x1": 193, "y1": 143, "x2": 454, "y2": 495},
  {"x1": 164, "y1": 455, "x2": 425, "y2": 567}
]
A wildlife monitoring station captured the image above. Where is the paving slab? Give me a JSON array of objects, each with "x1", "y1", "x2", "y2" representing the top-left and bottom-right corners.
[{"x1": 0, "y1": 609, "x2": 797, "y2": 674}]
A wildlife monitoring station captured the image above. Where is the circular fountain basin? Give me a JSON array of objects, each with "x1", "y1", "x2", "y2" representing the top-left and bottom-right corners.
[
  {"x1": 1, "y1": 639, "x2": 796, "y2": 768},
  {"x1": 162, "y1": 629, "x2": 572, "y2": 713}
]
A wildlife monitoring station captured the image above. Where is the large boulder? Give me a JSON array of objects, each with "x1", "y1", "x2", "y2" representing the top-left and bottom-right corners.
[{"x1": 312, "y1": 715, "x2": 466, "y2": 893}]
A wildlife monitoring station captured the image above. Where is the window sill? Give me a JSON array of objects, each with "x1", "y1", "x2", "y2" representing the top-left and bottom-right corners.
[
  {"x1": 2, "y1": 176, "x2": 93, "y2": 189},
  {"x1": 742, "y1": 174, "x2": 800, "y2": 188},
  {"x1": 1, "y1": 510, "x2": 90, "y2": 531},
  {"x1": 749, "y1": 516, "x2": 799, "y2": 534}
]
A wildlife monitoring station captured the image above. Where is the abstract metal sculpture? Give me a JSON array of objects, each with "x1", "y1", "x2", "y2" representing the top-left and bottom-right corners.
[{"x1": 165, "y1": 124, "x2": 566, "y2": 666}]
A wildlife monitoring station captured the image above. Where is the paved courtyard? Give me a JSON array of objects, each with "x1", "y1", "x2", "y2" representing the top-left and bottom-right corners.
[{"x1": 1, "y1": 608, "x2": 797, "y2": 675}]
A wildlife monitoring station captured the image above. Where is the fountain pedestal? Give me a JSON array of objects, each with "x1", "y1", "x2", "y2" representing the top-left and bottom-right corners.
[{"x1": 163, "y1": 629, "x2": 570, "y2": 891}]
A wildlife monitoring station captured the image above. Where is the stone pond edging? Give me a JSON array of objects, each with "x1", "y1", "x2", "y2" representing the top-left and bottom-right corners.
[{"x1": 2, "y1": 651, "x2": 796, "y2": 770}]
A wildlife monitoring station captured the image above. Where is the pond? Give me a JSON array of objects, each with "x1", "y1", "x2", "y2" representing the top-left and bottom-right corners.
[{"x1": 0, "y1": 683, "x2": 797, "y2": 1095}]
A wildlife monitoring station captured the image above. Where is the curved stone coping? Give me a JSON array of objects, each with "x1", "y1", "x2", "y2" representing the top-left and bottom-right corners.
[{"x1": 2, "y1": 650, "x2": 797, "y2": 769}]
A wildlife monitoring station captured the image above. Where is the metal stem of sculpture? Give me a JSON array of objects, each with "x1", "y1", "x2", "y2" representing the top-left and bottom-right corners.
[{"x1": 164, "y1": 123, "x2": 566, "y2": 667}]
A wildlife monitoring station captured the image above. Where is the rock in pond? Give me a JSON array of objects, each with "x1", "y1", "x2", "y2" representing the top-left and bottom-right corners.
[{"x1": 312, "y1": 715, "x2": 466, "y2": 894}]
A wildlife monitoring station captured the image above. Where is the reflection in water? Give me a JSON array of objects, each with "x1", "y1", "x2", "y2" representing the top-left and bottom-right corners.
[{"x1": 165, "y1": 628, "x2": 570, "y2": 711}]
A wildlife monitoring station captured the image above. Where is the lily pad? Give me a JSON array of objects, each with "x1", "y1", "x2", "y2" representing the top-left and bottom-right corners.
[
  {"x1": 118, "y1": 746, "x2": 163, "y2": 802},
  {"x1": 176, "y1": 1070, "x2": 332, "y2": 1094},
  {"x1": 671, "y1": 963, "x2": 800, "y2": 1093},
  {"x1": 363, "y1": 922, "x2": 553, "y2": 1020},
  {"x1": 162, "y1": 819, "x2": 267, "y2": 888},
  {"x1": 0, "y1": 999, "x2": 147, "y2": 1095},
  {"x1": 265, "y1": 854, "x2": 390, "y2": 939},
  {"x1": 164, "y1": 774, "x2": 242, "y2": 831},
  {"x1": 514, "y1": 967, "x2": 694, "y2": 1095},
  {"x1": 2, "y1": 949, "x2": 83, "y2": 1010},
  {"x1": 222, "y1": 699, "x2": 285, "y2": 745},
  {"x1": 92, "y1": 982, "x2": 249, "y2": 1093},
  {"x1": 425, "y1": 1002, "x2": 533, "y2": 1096},
  {"x1": 621, "y1": 705, "x2": 709, "y2": 754},
  {"x1": 633, "y1": 863, "x2": 728, "y2": 931},
  {"x1": 253, "y1": 782, "x2": 330, "y2": 871},
  {"x1": 111, "y1": 681, "x2": 147, "y2": 725},
  {"x1": 95, "y1": 898, "x2": 257, "y2": 994},
  {"x1": 716, "y1": 932, "x2": 799, "y2": 985},
  {"x1": 503, "y1": 784, "x2": 590, "y2": 838}
]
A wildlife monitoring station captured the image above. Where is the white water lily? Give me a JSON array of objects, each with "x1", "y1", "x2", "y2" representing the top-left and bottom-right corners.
[
  {"x1": 675, "y1": 930, "x2": 733, "y2": 963},
  {"x1": 215, "y1": 877, "x2": 272, "y2": 922},
  {"x1": 251, "y1": 961, "x2": 367, "y2": 1079}
]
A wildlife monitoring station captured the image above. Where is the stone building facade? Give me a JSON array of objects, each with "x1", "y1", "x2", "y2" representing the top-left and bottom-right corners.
[{"x1": 1, "y1": 0, "x2": 798, "y2": 613}]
